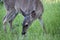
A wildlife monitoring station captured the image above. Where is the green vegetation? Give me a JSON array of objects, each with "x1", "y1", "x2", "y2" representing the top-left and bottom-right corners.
[{"x1": 0, "y1": 0, "x2": 60, "y2": 40}]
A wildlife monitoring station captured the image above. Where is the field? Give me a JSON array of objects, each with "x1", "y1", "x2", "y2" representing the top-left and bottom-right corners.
[{"x1": 0, "y1": 0, "x2": 60, "y2": 40}]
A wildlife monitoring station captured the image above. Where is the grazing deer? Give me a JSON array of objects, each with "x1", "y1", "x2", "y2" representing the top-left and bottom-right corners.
[{"x1": 3, "y1": 0, "x2": 46, "y2": 35}]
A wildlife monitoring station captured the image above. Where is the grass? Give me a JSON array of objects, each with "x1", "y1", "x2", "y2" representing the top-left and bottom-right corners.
[{"x1": 0, "y1": 0, "x2": 60, "y2": 40}]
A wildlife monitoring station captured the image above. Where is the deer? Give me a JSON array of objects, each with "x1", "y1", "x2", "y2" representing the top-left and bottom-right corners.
[{"x1": 3, "y1": 0, "x2": 46, "y2": 36}]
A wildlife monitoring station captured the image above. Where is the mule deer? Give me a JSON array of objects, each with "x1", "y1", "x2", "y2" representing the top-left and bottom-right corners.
[{"x1": 3, "y1": 0, "x2": 46, "y2": 35}]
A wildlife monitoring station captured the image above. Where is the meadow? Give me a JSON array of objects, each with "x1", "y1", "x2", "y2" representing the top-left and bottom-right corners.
[{"x1": 0, "y1": 0, "x2": 60, "y2": 40}]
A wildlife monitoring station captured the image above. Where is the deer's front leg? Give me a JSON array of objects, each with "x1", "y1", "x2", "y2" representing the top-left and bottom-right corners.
[
  {"x1": 8, "y1": 11, "x2": 18, "y2": 31},
  {"x1": 9, "y1": 20, "x2": 13, "y2": 31},
  {"x1": 38, "y1": 16, "x2": 47, "y2": 33}
]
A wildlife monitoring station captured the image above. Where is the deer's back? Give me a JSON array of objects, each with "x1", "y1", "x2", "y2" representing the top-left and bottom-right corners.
[{"x1": 4, "y1": 0, "x2": 44, "y2": 17}]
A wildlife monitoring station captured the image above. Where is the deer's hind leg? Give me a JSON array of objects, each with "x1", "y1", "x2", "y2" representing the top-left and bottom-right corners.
[
  {"x1": 3, "y1": 14, "x2": 8, "y2": 32},
  {"x1": 3, "y1": 20, "x2": 7, "y2": 32},
  {"x1": 3, "y1": 8, "x2": 18, "y2": 32},
  {"x1": 3, "y1": 0, "x2": 17, "y2": 32}
]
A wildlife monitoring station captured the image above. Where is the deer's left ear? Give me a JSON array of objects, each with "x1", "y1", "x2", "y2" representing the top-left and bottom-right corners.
[{"x1": 31, "y1": 10, "x2": 36, "y2": 18}]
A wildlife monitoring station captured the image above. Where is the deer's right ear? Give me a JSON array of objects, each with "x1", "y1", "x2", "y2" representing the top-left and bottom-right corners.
[
  {"x1": 20, "y1": 9, "x2": 26, "y2": 16},
  {"x1": 31, "y1": 10, "x2": 36, "y2": 18}
]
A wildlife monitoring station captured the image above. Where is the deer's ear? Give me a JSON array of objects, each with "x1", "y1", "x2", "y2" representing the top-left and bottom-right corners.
[
  {"x1": 20, "y1": 9, "x2": 26, "y2": 16},
  {"x1": 31, "y1": 11, "x2": 36, "y2": 18}
]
